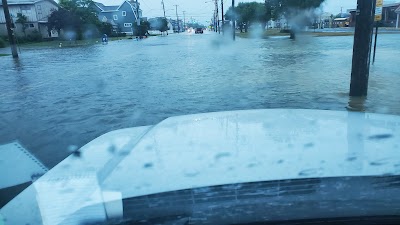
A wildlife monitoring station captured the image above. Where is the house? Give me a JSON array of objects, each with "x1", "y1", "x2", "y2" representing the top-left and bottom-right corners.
[
  {"x1": 92, "y1": 0, "x2": 142, "y2": 35},
  {"x1": 0, "y1": 0, "x2": 58, "y2": 38},
  {"x1": 169, "y1": 18, "x2": 183, "y2": 32},
  {"x1": 319, "y1": 12, "x2": 333, "y2": 28},
  {"x1": 333, "y1": 18, "x2": 350, "y2": 27}
]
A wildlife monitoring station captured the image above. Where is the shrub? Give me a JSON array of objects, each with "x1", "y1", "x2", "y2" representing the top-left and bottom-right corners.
[
  {"x1": 0, "y1": 37, "x2": 6, "y2": 48},
  {"x1": 26, "y1": 29, "x2": 42, "y2": 42}
]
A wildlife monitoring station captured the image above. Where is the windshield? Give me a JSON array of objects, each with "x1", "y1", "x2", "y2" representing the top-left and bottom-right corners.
[{"x1": 1, "y1": 0, "x2": 400, "y2": 224}]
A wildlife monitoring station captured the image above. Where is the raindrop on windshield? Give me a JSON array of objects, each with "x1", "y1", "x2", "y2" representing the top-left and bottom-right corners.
[
  {"x1": 368, "y1": 134, "x2": 393, "y2": 140},
  {"x1": 68, "y1": 145, "x2": 81, "y2": 157},
  {"x1": 143, "y1": 162, "x2": 153, "y2": 168}
]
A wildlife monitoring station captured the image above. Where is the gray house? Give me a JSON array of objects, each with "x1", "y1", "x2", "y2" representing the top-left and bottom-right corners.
[
  {"x1": 93, "y1": 0, "x2": 142, "y2": 35},
  {"x1": 0, "y1": 0, "x2": 58, "y2": 38}
]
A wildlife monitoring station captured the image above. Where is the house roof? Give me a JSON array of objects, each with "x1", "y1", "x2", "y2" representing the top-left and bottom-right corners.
[
  {"x1": 94, "y1": 2, "x2": 119, "y2": 11},
  {"x1": 334, "y1": 18, "x2": 348, "y2": 21}
]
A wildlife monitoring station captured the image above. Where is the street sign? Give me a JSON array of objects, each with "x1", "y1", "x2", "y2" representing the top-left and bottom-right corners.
[{"x1": 375, "y1": 0, "x2": 383, "y2": 21}]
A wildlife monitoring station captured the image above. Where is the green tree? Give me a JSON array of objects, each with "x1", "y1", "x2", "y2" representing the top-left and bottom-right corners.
[
  {"x1": 48, "y1": 0, "x2": 101, "y2": 40},
  {"x1": 269, "y1": 0, "x2": 325, "y2": 18},
  {"x1": 16, "y1": 13, "x2": 28, "y2": 37},
  {"x1": 225, "y1": 2, "x2": 270, "y2": 33},
  {"x1": 98, "y1": 22, "x2": 113, "y2": 36},
  {"x1": 157, "y1": 18, "x2": 169, "y2": 33},
  {"x1": 150, "y1": 18, "x2": 169, "y2": 33},
  {"x1": 133, "y1": 20, "x2": 150, "y2": 36}
]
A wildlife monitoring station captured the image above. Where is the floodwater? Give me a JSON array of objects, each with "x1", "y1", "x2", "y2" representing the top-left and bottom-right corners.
[{"x1": 1, "y1": 31, "x2": 400, "y2": 168}]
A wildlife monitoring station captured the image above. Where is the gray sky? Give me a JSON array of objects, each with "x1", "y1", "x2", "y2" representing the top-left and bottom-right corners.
[{"x1": 96, "y1": 0, "x2": 358, "y2": 24}]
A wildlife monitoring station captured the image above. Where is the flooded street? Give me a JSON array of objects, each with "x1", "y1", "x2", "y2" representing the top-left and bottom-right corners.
[{"x1": 1, "y1": 32, "x2": 400, "y2": 168}]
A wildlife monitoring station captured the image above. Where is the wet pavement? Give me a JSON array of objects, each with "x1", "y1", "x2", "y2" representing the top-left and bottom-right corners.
[{"x1": 1, "y1": 31, "x2": 400, "y2": 168}]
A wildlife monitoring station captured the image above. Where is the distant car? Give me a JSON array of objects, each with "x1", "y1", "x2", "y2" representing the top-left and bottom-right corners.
[{"x1": 195, "y1": 28, "x2": 203, "y2": 34}]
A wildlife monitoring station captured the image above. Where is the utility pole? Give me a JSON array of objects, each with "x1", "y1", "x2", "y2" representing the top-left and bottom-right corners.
[
  {"x1": 221, "y1": 0, "x2": 224, "y2": 34},
  {"x1": 349, "y1": 0, "x2": 376, "y2": 97},
  {"x1": 136, "y1": 0, "x2": 140, "y2": 25},
  {"x1": 232, "y1": 0, "x2": 235, "y2": 40},
  {"x1": 183, "y1": 11, "x2": 186, "y2": 30},
  {"x1": 215, "y1": 0, "x2": 219, "y2": 33},
  {"x1": 161, "y1": 0, "x2": 166, "y2": 18},
  {"x1": 2, "y1": 0, "x2": 18, "y2": 58},
  {"x1": 174, "y1": 5, "x2": 180, "y2": 33}
]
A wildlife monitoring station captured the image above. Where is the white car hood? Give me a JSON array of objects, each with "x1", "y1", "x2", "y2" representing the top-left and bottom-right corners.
[{"x1": 1, "y1": 109, "x2": 400, "y2": 225}]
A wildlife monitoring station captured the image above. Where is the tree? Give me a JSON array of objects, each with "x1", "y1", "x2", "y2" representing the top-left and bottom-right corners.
[
  {"x1": 133, "y1": 20, "x2": 150, "y2": 36},
  {"x1": 157, "y1": 18, "x2": 169, "y2": 33},
  {"x1": 150, "y1": 17, "x2": 169, "y2": 33},
  {"x1": 16, "y1": 13, "x2": 28, "y2": 37},
  {"x1": 98, "y1": 22, "x2": 113, "y2": 36},
  {"x1": 225, "y1": 2, "x2": 270, "y2": 33},
  {"x1": 47, "y1": 0, "x2": 101, "y2": 40},
  {"x1": 269, "y1": 0, "x2": 325, "y2": 18}
]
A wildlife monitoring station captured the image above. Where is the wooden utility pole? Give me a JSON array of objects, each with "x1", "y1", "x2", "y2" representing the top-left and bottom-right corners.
[
  {"x1": 174, "y1": 5, "x2": 180, "y2": 33},
  {"x1": 183, "y1": 11, "x2": 186, "y2": 30},
  {"x1": 215, "y1": 0, "x2": 220, "y2": 33},
  {"x1": 161, "y1": 0, "x2": 166, "y2": 18},
  {"x1": 349, "y1": 0, "x2": 376, "y2": 97},
  {"x1": 2, "y1": 0, "x2": 18, "y2": 58},
  {"x1": 221, "y1": 0, "x2": 224, "y2": 34},
  {"x1": 136, "y1": 0, "x2": 140, "y2": 25},
  {"x1": 232, "y1": 0, "x2": 235, "y2": 40}
]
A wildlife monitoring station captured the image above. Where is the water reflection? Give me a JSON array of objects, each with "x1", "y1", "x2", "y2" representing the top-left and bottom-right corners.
[
  {"x1": 12, "y1": 58, "x2": 23, "y2": 72},
  {"x1": 347, "y1": 96, "x2": 367, "y2": 112}
]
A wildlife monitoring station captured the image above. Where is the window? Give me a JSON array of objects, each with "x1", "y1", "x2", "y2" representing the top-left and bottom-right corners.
[
  {"x1": 37, "y1": 5, "x2": 42, "y2": 14},
  {"x1": 124, "y1": 23, "x2": 132, "y2": 27},
  {"x1": 113, "y1": 15, "x2": 118, "y2": 20},
  {"x1": 122, "y1": 11, "x2": 126, "y2": 16},
  {"x1": 29, "y1": 24, "x2": 34, "y2": 28}
]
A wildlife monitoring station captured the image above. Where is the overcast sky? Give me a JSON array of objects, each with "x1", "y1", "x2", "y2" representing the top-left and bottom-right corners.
[{"x1": 96, "y1": 0, "x2": 358, "y2": 23}]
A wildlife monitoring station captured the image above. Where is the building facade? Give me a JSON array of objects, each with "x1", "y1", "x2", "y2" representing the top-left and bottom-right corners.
[
  {"x1": 0, "y1": 0, "x2": 58, "y2": 38},
  {"x1": 168, "y1": 18, "x2": 183, "y2": 32},
  {"x1": 382, "y1": 3, "x2": 400, "y2": 27},
  {"x1": 348, "y1": 2, "x2": 400, "y2": 27},
  {"x1": 93, "y1": 0, "x2": 142, "y2": 35}
]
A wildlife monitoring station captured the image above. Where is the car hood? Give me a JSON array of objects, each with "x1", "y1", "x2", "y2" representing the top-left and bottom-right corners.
[{"x1": 1, "y1": 109, "x2": 400, "y2": 224}]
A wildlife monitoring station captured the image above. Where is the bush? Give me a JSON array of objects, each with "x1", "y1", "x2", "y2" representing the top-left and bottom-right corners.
[
  {"x1": 15, "y1": 30, "x2": 42, "y2": 43},
  {"x1": 109, "y1": 32, "x2": 126, "y2": 37},
  {"x1": 26, "y1": 29, "x2": 42, "y2": 42},
  {"x1": 0, "y1": 37, "x2": 6, "y2": 48}
]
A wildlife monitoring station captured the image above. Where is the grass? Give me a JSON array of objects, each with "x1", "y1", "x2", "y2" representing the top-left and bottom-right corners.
[
  {"x1": 237, "y1": 30, "x2": 357, "y2": 38},
  {"x1": 20, "y1": 36, "x2": 133, "y2": 48},
  {"x1": 237, "y1": 29, "x2": 290, "y2": 39},
  {"x1": 306, "y1": 32, "x2": 354, "y2": 37}
]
